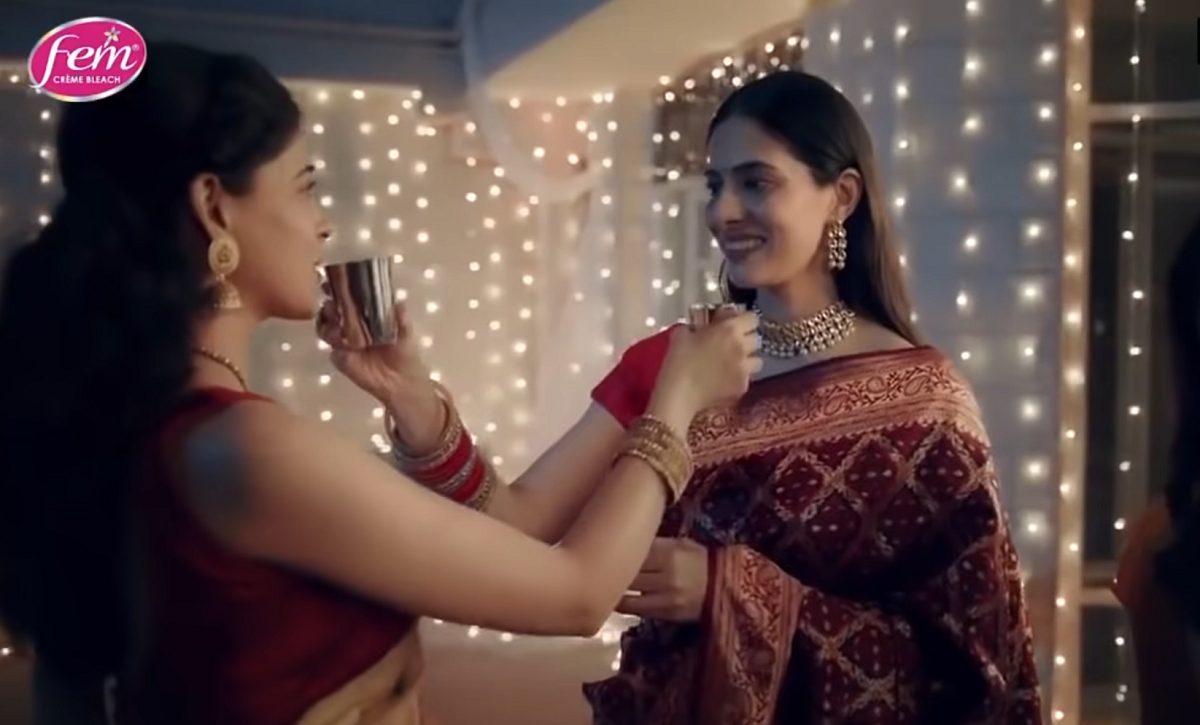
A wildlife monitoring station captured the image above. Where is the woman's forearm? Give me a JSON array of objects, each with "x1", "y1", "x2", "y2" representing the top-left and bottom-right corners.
[
  {"x1": 386, "y1": 388, "x2": 626, "y2": 543},
  {"x1": 384, "y1": 388, "x2": 533, "y2": 532},
  {"x1": 497, "y1": 408, "x2": 627, "y2": 542},
  {"x1": 479, "y1": 467, "x2": 601, "y2": 544},
  {"x1": 382, "y1": 384, "x2": 446, "y2": 454}
]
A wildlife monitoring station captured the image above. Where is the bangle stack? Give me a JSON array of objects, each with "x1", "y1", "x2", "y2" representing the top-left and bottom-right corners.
[
  {"x1": 612, "y1": 415, "x2": 693, "y2": 504},
  {"x1": 388, "y1": 383, "x2": 497, "y2": 511}
]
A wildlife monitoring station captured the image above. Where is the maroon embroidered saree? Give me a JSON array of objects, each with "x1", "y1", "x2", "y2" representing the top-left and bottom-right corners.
[{"x1": 586, "y1": 337, "x2": 1042, "y2": 725}]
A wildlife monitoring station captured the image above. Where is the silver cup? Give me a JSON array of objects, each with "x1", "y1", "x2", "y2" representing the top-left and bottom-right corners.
[
  {"x1": 687, "y1": 302, "x2": 744, "y2": 327},
  {"x1": 687, "y1": 303, "x2": 711, "y2": 327},
  {"x1": 322, "y1": 257, "x2": 397, "y2": 347}
]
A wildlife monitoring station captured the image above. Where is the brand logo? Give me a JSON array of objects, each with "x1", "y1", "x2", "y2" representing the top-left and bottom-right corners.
[{"x1": 27, "y1": 17, "x2": 147, "y2": 102}]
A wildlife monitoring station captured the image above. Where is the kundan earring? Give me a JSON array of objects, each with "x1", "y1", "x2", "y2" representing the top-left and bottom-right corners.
[
  {"x1": 207, "y1": 233, "x2": 242, "y2": 310},
  {"x1": 825, "y1": 219, "x2": 848, "y2": 271}
]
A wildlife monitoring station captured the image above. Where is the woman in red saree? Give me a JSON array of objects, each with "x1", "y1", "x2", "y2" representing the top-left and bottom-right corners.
[
  {"x1": 382, "y1": 70, "x2": 1041, "y2": 723},
  {"x1": 581, "y1": 332, "x2": 1042, "y2": 724}
]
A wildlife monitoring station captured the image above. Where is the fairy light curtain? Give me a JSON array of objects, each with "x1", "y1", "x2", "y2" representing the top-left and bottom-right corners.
[
  {"x1": 0, "y1": 64, "x2": 622, "y2": 476},
  {"x1": 264, "y1": 82, "x2": 621, "y2": 477},
  {"x1": 458, "y1": 0, "x2": 623, "y2": 452},
  {"x1": 652, "y1": 29, "x2": 806, "y2": 183},
  {"x1": 1080, "y1": 0, "x2": 1200, "y2": 722},
  {"x1": 642, "y1": 28, "x2": 807, "y2": 329}
]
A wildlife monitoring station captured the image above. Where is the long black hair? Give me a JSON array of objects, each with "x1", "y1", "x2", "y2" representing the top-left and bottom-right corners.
[
  {"x1": 0, "y1": 42, "x2": 300, "y2": 680},
  {"x1": 1156, "y1": 218, "x2": 1200, "y2": 628},
  {"x1": 708, "y1": 71, "x2": 920, "y2": 345}
]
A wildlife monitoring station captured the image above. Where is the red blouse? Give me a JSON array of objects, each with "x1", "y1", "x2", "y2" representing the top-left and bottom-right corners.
[
  {"x1": 117, "y1": 387, "x2": 414, "y2": 725},
  {"x1": 592, "y1": 326, "x2": 674, "y2": 427}
]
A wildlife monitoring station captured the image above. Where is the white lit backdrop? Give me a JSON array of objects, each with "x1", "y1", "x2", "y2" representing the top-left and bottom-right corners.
[{"x1": 259, "y1": 82, "x2": 620, "y2": 473}]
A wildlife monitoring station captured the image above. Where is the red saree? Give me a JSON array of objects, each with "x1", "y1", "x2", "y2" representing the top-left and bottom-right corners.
[{"x1": 584, "y1": 333, "x2": 1042, "y2": 725}]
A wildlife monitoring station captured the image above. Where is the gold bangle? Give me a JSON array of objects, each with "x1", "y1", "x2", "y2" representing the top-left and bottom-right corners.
[
  {"x1": 624, "y1": 438, "x2": 690, "y2": 498},
  {"x1": 614, "y1": 448, "x2": 684, "y2": 504},
  {"x1": 612, "y1": 414, "x2": 693, "y2": 503},
  {"x1": 628, "y1": 415, "x2": 689, "y2": 448},
  {"x1": 628, "y1": 415, "x2": 692, "y2": 479}
]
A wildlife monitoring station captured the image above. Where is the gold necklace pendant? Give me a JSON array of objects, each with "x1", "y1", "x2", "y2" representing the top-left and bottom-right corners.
[
  {"x1": 192, "y1": 346, "x2": 249, "y2": 391},
  {"x1": 754, "y1": 300, "x2": 856, "y2": 358}
]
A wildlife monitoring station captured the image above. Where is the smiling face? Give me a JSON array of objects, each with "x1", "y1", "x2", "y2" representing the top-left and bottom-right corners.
[
  {"x1": 192, "y1": 132, "x2": 332, "y2": 321},
  {"x1": 704, "y1": 115, "x2": 860, "y2": 295}
]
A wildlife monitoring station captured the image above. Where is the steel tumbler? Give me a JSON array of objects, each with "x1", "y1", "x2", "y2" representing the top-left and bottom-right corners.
[{"x1": 322, "y1": 257, "x2": 397, "y2": 348}]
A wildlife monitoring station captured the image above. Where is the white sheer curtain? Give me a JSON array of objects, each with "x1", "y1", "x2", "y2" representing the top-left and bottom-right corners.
[
  {"x1": 459, "y1": 0, "x2": 617, "y2": 455},
  {"x1": 528, "y1": 188, "x2": 617, "y2": 452},
  {"x1": 459, "y1": 0, "x2": 606, "y2": 203}
]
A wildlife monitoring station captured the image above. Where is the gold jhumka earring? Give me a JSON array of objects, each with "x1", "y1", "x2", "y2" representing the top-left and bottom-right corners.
[{"x1": 207, "y1": 234, "x2": 242, "y2": 310}]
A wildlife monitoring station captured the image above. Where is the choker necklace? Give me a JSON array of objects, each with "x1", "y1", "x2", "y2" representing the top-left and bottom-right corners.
[
  {"x1": 193, "y1": 346, "x2": 249, "y2": 391},
  {"x1": 753, "y1": 300, "x2": 856, "y2": 358}
]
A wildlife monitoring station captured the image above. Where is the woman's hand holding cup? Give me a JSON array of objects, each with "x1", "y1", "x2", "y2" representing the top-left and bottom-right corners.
[
  {"x1": 645, "y1": 305, "x2": 761, "y2": 431},
  {"x1": 316, "y1": 290, "x2": 446, "y2": 453}
]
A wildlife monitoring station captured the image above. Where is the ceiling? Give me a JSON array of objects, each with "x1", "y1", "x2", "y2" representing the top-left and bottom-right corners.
[
  {"x1": 486, "y1": 0, "x2": 817, "y2": 96},
  {"x1": 4, "y1": 0, "x2": 820, "y2": 98},
  {"x1": 21, "y1": 0, "x2": 466, "y2": 34}
]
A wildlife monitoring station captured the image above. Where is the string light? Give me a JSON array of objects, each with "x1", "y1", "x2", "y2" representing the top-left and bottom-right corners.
[
  {"x1": 1057, "y1": 0, "x2": 1159, "y2": 719},
  {"x1": 1054, "y1": 0, "x2": 1095, "y2": 720},
  {"x1": 651, "y1": 28, "x2": 805, "y2": 181},
  {"x1": 1102, "y1": 0, "x2": 1151, "y2": 717},
  {"x1": 645, "y1": 29, "x2": 805, "y2": 325}
]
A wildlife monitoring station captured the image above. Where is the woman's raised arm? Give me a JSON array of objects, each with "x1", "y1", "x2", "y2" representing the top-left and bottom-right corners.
[
  {"x1": 384, "y1": 327, "x2": 673, "y2": 544},
  {"x1": 181, "y1": 315, "x2": 758, "y2": 636},
  {"x1": 462, "y1": 404, "x2": 626, "y2": 543}
]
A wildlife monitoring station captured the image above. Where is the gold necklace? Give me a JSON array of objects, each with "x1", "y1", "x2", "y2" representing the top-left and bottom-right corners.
[
  {"x1": 192, "y1": 346, "x2": 249, "y2": 391},
  {"x1": 753, "y1": 300, "x2": 856, "y2": 358}
]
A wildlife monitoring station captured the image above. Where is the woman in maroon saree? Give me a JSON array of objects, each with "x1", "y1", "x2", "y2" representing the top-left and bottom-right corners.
[
  {"x1": 581, "y1": 331, "x2": 1042, "y2": 724},
  {"x1": 380, "y1": 70, "x2": 1042, "y2": 723}
]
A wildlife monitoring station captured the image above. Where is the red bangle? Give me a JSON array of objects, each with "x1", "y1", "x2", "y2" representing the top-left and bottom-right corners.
[
  {"x1": 446, "y1": 454, "x2": 487, "y2": 504},
  {"x1": 409, "y1": 432, "x2": 474, "y2": 485}
]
